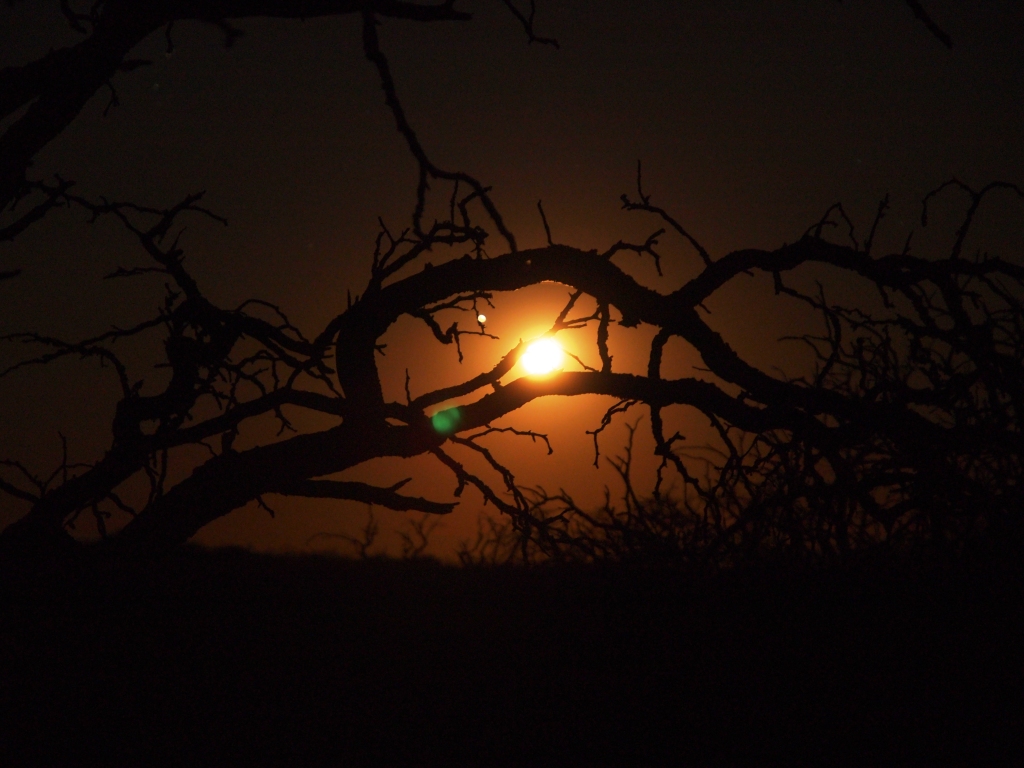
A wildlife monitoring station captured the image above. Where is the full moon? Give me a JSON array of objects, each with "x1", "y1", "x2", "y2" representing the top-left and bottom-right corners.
[{"x1": 521, "y1": 338, "x2": 564, "y2": 375}]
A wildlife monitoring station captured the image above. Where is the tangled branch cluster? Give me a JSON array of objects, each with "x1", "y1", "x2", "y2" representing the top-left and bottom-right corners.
[
  {"x1": 0, "y1": 1, "x2": 1010, "y2": 566},
  {"x1": 508, "y1": 182, "x2": 1024, "y2": 565}
]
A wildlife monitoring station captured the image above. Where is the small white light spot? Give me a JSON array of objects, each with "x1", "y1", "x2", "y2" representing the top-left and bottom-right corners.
[{"x1": 477, "y1": 313, "x2": 487, "y2": 324}]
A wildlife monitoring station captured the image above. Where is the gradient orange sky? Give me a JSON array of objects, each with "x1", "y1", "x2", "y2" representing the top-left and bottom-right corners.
[{"x1": 2, "y1": 1, "x2": 1023, "y2": 556}]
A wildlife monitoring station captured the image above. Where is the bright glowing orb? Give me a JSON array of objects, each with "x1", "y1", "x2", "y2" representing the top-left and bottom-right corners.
[
  {"x1": 477, "y1": 313, "x2": 487, "y2": 324},
  {"x1": 521, "y1": 338, "x2": 564, "y2": 375}
]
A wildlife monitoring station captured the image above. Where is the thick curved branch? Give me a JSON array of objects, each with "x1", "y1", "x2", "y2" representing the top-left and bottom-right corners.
[
  {"x1": 0, "y1": 384, "x2": 350, "y2": 555},
  {"x1": 278, "y1": 479, "x2": 455, "y2": 514},
  {"x1": 310, "y1": 237, "x2": 1022, "y2": 449},
  {"x1": 455, "y1": 372, "x2": 777, "y2": 435},
  {"x1": 73, "y1": 372, "x2": 778, "y2": 554},
  {"x1": 106, "y1": 416, "x2": 447, "y2": 555},
  {"x1": 1, "y1": 17, "x2": 155, "y2": 215}
]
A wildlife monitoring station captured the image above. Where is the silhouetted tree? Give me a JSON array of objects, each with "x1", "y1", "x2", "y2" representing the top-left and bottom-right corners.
[
  {"x1": 3, "y1": 1, "x2": 1017, "y2": 565},
  {"x1": 0, "y1": 0, "x2": 951, "y2": 257}
]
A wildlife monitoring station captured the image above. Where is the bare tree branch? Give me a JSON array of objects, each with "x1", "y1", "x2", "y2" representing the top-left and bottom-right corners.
[
  {"x1": 903, "y1": 0, "x2": 953, "y2": 49},
  {"x1": 280, "y1": 479, "x2": 455, "y2": 515}
]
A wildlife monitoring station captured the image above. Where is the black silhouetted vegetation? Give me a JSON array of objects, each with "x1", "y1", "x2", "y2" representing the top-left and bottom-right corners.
[
  {"x1": 2, "y1": 2, "x2": 1018, "y2": 568},
  {"x1": 1, "y1": 546, "x2": 1022, "y2": 765},
  {"x1": 2, "y1": 3, "x2": 1023, "y2": 766}
]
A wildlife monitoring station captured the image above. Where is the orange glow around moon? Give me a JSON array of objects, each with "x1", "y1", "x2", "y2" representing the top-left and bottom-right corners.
[{"x1": 521, "y1": 338, "x2": 564, "y2": 375}]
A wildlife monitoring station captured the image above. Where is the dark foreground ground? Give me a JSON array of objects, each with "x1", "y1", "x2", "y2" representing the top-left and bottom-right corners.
[{"x1": 1, "y1": 548, "x2": 1022, "y2": 767}]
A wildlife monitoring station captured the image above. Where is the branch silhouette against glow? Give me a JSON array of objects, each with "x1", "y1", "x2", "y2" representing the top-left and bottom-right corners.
[{"x1": 0, "y1": 2, "x2": 1014, "y2": 562}]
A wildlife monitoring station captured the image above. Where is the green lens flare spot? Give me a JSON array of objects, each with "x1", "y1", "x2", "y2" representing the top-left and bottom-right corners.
[{"x1": 431, "y1": 407, "x2": 461, "y2": 434}]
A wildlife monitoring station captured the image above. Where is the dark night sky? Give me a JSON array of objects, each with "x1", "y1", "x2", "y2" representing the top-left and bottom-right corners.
[{"x1": 2, "y1": 0, "x2": 1023, "y2": 555}]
